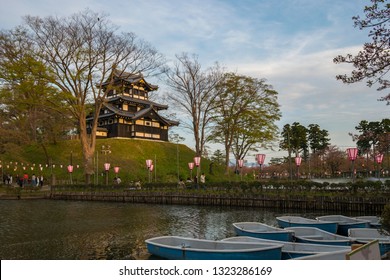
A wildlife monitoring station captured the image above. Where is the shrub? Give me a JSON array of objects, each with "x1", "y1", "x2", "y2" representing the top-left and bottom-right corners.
[{"x1": 381, "y1": 203, "x2": 390, "y2": 233}]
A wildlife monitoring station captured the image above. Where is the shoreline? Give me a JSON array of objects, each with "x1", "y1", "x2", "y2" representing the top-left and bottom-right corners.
[{"x1": 1, "y1": 190, "x2": 387, "y2": 215}]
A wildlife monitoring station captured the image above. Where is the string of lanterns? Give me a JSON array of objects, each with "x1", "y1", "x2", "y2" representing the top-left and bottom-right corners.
[{"x1": 0, "y1": 161, "x2": 81, "y2": 172}]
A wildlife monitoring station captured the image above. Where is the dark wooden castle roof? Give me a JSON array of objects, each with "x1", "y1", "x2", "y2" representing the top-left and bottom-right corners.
[{"x1": 101, "y1": 69, "x2": 158, "y2": 91}]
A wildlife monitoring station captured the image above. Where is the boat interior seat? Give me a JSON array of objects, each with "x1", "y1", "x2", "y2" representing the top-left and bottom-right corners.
[{"x1": 300, "y1": 235, "x2": 324, "y2": 240}]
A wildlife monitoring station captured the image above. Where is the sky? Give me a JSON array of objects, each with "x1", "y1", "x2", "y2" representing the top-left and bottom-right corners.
[{"x1": 1, "y1": 0, "x2": 389, "y2": 164}]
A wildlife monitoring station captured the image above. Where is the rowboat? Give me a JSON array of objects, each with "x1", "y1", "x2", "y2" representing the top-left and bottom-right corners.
[
  {"x1": 355, "y1": 216, "x2": 381, "y2": 228},
  {"x1": 222, "y1": 236, "x2": 350, "y2": 260},
  {"x1": 348, "y1": 228, "x2": 390, "y2": 257},
  {"x1": 290, "y1": 250, "x2": 352, "y2": 260},
  {"x1": 233, "y1": 222, "x2": 293, "y2": 241},
  {"x1": 145, "y1": 236, "x2": 283, "y2": 260},
  {"x1": 221, "y1": 236, "x2": 350, "y2": 260},
  {"x1": 276, "y1": 216, "x2": 338, "y2": 234},
  {"x1": 286, "y1": 226, "x2": 355, "y2": 246},
  {"x1": 316, "y1": 215, "x2": 369, "y2": 236}
]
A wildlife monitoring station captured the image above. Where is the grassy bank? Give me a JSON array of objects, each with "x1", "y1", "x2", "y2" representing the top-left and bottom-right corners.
[{"x1": 0, "y1": 138, "x2": 227, "y2": 184}]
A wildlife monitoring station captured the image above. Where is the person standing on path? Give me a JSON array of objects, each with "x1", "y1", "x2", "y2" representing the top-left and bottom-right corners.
[{"x1": 200, "y1": 173, "x2": 206, "y2": 189}]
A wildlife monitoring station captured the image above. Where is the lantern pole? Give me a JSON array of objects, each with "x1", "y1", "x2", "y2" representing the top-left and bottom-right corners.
[
  {"x1": 146, "y1": 159, "x2": 152, "y2": 183},
  {"x1": 295, "y1": 156, "x2": 302, "y2": 180},
  {"x1": 255, "y1": 154, "x2": 266, "y2": 180},
  {"x1": 375, "y1": 154, "x2": 384, "y2": 179},
  {"x1": 104, "y1": 163, "x2": 110, "y2": 186},
  {"x1": 194, "y1": 156, "x2": 201, "y2": 188},
  {"x1": 188, "y1": 162, "x2": 194, "y2": 181},
  {"x1": 347, "y1": 148, "x2": 358, "y2": 182},
  {"x1": 237, "y1": 159, "x2": 244, "y2": 181},
  {"x1": 67, "y1": 165, "x2": 73, "y2": 185}
]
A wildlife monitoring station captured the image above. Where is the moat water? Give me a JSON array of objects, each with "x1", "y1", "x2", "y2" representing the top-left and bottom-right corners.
[{"x1": 0, "y1": 199, "x2": 349, "y2": 259}]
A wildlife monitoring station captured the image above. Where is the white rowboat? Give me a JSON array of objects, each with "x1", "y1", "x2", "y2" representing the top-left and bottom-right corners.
[{"x1": 286, "y1": 226, "x2": 355, "y2": 246}]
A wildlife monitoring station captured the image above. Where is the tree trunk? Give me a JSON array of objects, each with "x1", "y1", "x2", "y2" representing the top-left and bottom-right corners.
[
  {"x1": 224, "y1": 146, "x2": 230, "y2": 174},
  {"x1": 79, "y1": 111, "x2": 96, "y2": 186}
]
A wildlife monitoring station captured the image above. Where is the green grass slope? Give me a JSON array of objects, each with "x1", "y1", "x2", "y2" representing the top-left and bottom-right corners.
[{"x1": 0, "y1": 138, "x2": 226, "y2": 184}]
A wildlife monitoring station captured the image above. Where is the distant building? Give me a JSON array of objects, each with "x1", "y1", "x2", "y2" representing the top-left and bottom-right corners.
[{"x1": 86, "y1": 70, "x2": 178, "y2": 141}]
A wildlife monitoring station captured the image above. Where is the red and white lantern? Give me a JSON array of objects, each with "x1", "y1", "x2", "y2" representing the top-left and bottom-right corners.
[
  {"x1": 347, "y1": 148, "x2": 358, "y2": 161},
  {"x1": 194, "y1": 156, "x2": 201, "y2": 167},
  {"x1": 256, "y1": 154, "x2": 266, "y2": 165},
  {"x1": 295, "y1": 156, "x2": 302, "y2": 167},
  {"x1": 375, "y1": 154, "x2": 384, "y2": 164}
]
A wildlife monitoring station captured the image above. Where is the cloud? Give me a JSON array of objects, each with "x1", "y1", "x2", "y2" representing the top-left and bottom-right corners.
[
  {"x1": 224, "y1": 43, "x2": 388, "y2": 146},
  {"x1": 1, "y1": 0, "x2": 387, "y2": 158}
]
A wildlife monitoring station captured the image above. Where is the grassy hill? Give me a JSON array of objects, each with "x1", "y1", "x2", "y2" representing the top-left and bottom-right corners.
[{"x1": 0, "y1": 138, "x2": 227, "y2": 184}]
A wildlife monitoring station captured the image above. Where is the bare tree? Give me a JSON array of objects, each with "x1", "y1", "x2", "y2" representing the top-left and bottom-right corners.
[
  {"x1": 23, "y1": 9, "x2": 166, "y2": 183},
  {"x1": 165, "y1": 53, "x2": 224, "y2": 156},
  {"x1": 334, "y1": 0, "x2": 390, "y2": 104}
]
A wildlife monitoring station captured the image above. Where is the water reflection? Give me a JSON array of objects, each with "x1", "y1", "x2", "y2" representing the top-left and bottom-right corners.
[{"x1": 0, "y1": 200, "x2": 338, "y2": 260}]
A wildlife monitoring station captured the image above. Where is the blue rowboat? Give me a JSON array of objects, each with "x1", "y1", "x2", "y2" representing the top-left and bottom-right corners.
[
  {"x1": 355, "y1": 216, "x2": 381, "y2": 229},
  {"x1": 222, "y1": 236, "x2": 350, "y2": 260},
  {"x1": 233, "y1": 222, "x2": 293, "y2": 242},
  {"x1": 316, "y1": 215, "x2": 369, "y2": 236},
  {"x1": 276, "y1": 216, "x2": 338, "y2": 234},
  {"x1": 145, "y1": 236, "x2": 283, "y2": 260},
  {"x1": 348, "y1": 228, "x2": 390, "y2": 257},
  {"x1": 286, "y1": 226, "x2": 355, "y2": 246}
]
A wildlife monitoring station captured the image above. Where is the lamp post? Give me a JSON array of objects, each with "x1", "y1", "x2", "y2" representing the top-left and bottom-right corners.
[
  {"x1": 295, "y1": 156, "x2": 302, "y2": 179},
  {"x1": 104, "y1": 162, "x2": 110, "y2": 185},
  {"x1": 149, "y1": 164, "x2": 154, "y2": 182},
  {"x1": 194, "y1": 156, "x2": 201, "y2": 188},
  {"x1": 347, "y1": 147, "x2": 358, "y2": 182},
  {"x1": 101, "y1": 145, "x2": 111, "y2": 185},
  {"x1": 188, "y1": 162, "x2": 194, "y2": 181},
  {"x1": 0, "y1": 161, "x2": 2, "y2": 185},
  {"x1": 237, "y1": 159, "x2": 244, "y2": 181},
  {"x1": 146, "y1": 159, "x2": 152, "y2": 183},
  {"x1": 255, "y1": 154, "x2": 266, "y2": 180},
  {"x1": 67, "y1": 165, "x2": 73, "y2": 184},
  {"x1": 375, "y1": 154, "x2": 384, "y2": 178}
]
